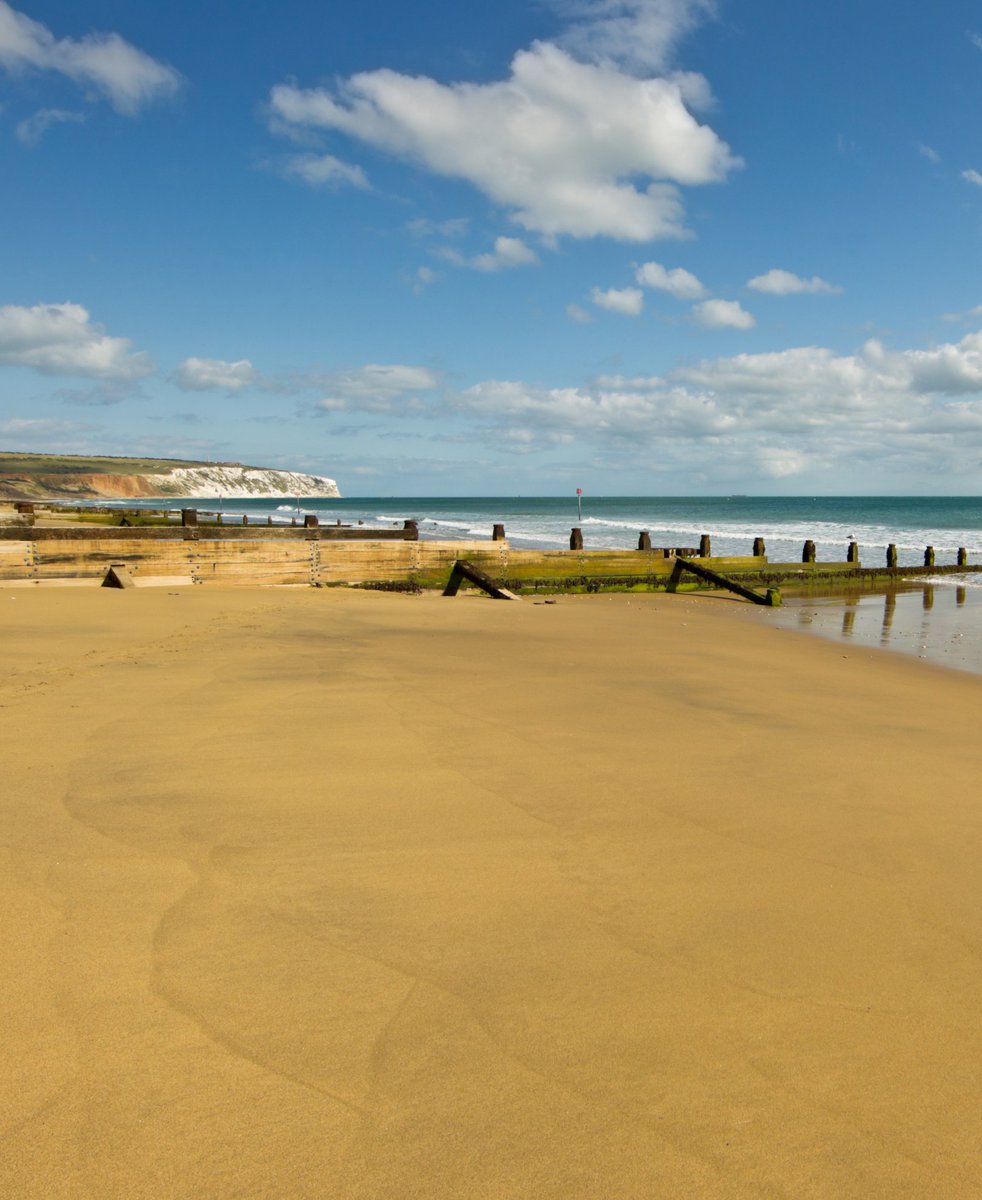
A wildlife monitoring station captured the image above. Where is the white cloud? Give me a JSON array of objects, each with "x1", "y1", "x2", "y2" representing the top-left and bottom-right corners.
[
  {"x1": 439, "y1": 236, "x2": 539, "y2": 272},
  {"x1": 0, "y1": 2, "x2": 181, "y2": 114},
  {"x1": 692, "y1": 298, "x2": 754, "y2": 328},
  {"x1": 634, "y1": 259, "x2": 706, "y2": 298},
  {"x1": 746, "y1": 268, "x2": 842, "y2": 295},
  {"x1": 555, "y1": 0, "x2": 717, "y2": 73},
  {"x1": 962, "y1": 169, "x2": 982, "y2": 187},
  {"x1": 279, "y1": 153, "x2": 368, "y2": 189},
  {"x1": 313, "y1": 364, "x2": 441, "y2": 413},
  {"x1": 566, "y1": 303, "x2": 594, "y2": 324},
  {"x1": 268, "y1": 39, "x2": 739, "y2": 241},
  {"x1": 916, "y1": 142, "x2": 940, "y2": 164},
  {"x1": 445, "y1": 327, "x2": 982, "y2": 479},
  {"x1": 15, "y1": 106, "x2": 85, "y2": 145},
  {"x1": 591, "y1": 286, "x2": 644, "y2": 315},
  {"x1": 0, "y1": 302, "x2": 153, "y2": 379},
  {"x1": 174, "y1": 358, "x2": 258, "y2": 392},
  {"x1": 970, "y1": 31, "x2": 982, "y2": 50}
]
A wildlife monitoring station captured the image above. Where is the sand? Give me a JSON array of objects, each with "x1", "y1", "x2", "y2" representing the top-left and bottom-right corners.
[{"x1": 2, "y1": 585, "x2": 981, "y2": 1199}]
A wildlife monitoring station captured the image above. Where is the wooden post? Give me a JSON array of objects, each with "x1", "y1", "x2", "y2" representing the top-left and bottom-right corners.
[
  {"x1": 638, "y1": 531, "x2": 652, "y2": 551},
  {"x1": 958, "y1": 547, "x2": 968, "y2": 566},
  {"x1": 242, "y1": 514, "x2": 249, "y2": 526},
  {"x1": 443, "y1": 560, "x2": 519, "y2": 600},
  {"x1": 291, "y1": 517, "x2": 297, "y2": 526},
  {"x1": 181, "y1": 508, "x2": 197, "y2": 527},
  {"x1": 924, "y1": 546, "x2": 935, "y2": 567},
  {"x1": 802, "y1": 539, "x2": 816, "y2": 563},
  {"x1": 492, "y1": 523, "x2": 505, "y2": 541},
  {"x1": 886, "y1": 543, "x2": 898, "y2": 568},
  {"x1": 267, "y1": 515, "x2": 273, "y2": 525},
  {"x1": 303, "y1": 514, "x2": 318, "y2": 528},
  {"x1": 570, "y1": 527, "x2": 583, "y2": 550},
  {"x1": 667, "y1": 555, "x2": 779, "y2": 606},
  {"x1": 752, "y1": 536, "x2": 765, "y2": 557},
  {"x1": 847, "y1": 541, "x2": 859, "y2": 563},
  {"x1": 698, "y1": 534, "x2": 711, "y2": 557},
  {"x1": 403, "y1": 519, "x2": 419, "y2": 540}
]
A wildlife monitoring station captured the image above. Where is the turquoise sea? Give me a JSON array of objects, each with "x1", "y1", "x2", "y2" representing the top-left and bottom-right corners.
[
  {"x1": 119, "y1": 494, "x2": 982, "y2": 568},
  {"x1": 108, "y1": 494, "x2": 982, "y2": 675}
]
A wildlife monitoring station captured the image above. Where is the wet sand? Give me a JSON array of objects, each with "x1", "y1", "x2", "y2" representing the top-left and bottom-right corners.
[
  {"x1": 2, "y1": 585, "x2": 981, "y2": 1198},
  {"x1": 761, "y1": 579, "x2": 982, "y2": 677}
]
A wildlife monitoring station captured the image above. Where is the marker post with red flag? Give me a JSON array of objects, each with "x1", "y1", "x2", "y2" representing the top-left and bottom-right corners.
[{"x1": 576, "y1": 487, "x2": 583, "y2": 523}]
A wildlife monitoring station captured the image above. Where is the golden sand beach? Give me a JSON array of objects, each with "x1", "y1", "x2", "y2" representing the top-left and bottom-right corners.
[{"x1": 2, "y1": 585, "x2": 981, "y2": 1198}]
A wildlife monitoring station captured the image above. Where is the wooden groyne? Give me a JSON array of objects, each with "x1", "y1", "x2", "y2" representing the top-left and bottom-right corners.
[{"x1": 0, "y1": 504, "x2": 977, "y2": 593}]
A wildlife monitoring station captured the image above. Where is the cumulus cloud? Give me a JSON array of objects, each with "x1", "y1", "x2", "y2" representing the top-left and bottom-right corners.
[
  {"x1": 0, "y1": 302, "x2": 153, "y2": 379},
  {"x1": 173, "y1": 358, "x2": 258, "y2": 392},
  {"x1": 566, "y1": 303, "x2": 594, "y2": 324},
  {"x1": 692, "y1": 298, "x2": 754, "y2": 328},
  {"x1": 15, "y1": 106, "x2": 85, "y2": 145},
  {"x1": 278, "y1": 153, "x2": 368, "y2": 189},
  {"x1": 439, "y1": 236, "x2": 539, "y2": 272},
  {"x1": 634, "y1": 259, "x2": 706, "y2": 298},
  {"x1": 443, "y1": 327, "x2": 982, "y2": 478},
  {"x1": 555, "y1": 0, "x2": 717, "y2": 73},
  {"x1": 312, "y1": 364, "x2": 441, "y2": 413},
  {"x1": 962, "y1": 168, "x2": 982, "y2": 187},
  {"x1": 0, "y1": 2, "x2": 181, "y2": 114},
  {"x1": 746, "y1": 268, "x2": 842, "y2": 295},
  {"x1": 268, "y1": 38, "x2": 739, "y2": 241},
  {"x1": 591, "y1": 286, "x2": 644, "y2": 315}
]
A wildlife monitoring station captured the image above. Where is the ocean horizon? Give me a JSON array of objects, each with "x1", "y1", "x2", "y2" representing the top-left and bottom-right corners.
[{"x1": 106, "y1": 494, "x2": 982, "y2": 569}]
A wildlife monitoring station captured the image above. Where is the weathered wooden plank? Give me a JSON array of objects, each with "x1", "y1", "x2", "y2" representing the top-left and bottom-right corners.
[
  {"x1": 667, "y1": 557, "x2": 780, "y2": 606},
  {"x1": 443, "y1": 560, "x2": 519, "y2": 599}
]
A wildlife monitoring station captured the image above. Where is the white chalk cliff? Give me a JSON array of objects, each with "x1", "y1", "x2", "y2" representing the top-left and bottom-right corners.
[{"x1": 141, "y1": 465, "x2": 341, "y2": 498}]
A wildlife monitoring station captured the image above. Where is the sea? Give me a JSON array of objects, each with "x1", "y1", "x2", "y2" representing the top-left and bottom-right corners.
[{"x1": 101, "y1": 494, "x2": 982, "y2": 676}]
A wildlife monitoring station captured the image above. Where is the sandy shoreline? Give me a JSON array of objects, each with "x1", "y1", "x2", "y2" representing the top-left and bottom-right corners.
[{"x1": 3, "y1": 586, "x2": 981, "y2": 1198}]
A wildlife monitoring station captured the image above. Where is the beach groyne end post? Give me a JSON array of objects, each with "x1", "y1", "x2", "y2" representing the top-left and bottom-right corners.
[
  {"x1": 638, "y1": 531, "x2": 652, "y2": 551},
  {"x1": 570, "y1": 527, "x2": 583, "y2": 550},
  {"x1": 924, "y1": 546, "x2": 935, "y2": 568},
  {"x1": 181, "y1": 508, "x2": 197, "y2": 527},
  {"x1": 802, "y1": 539, "x2": 817, "y2": 563},
  {"x1": 492, "y1": 523, "x2": 505, "y2": 541},
  {"x1": 847, "y1": 541, "x2": 859, "y2": 563},
  {"x1": 242, "y1": 514, "x2": 249, "y2": 526},
  {"x1": 291, "y1": 517, "x2": 297, "y2": 527},
  {"x1": 403, "y1": 519, "x2": 419, "y2": 540},
  {"x1": 958, "y1": 547, "x2": 968, "y2": 566},
  {"x1": 267, "y1": 515, "x2": 273, "y2": 525},
  {"x1": 765, "y1": 588, "x2": 782, "y2": 607},
  {"x1": 886, "y1": 544, "x2": 898, "y2": 568},
  {"x1": 699, "y1": 534, "x2": 711, "y2": 557},
  {"x1": 303, "y1": 514, "x2": 319, "y2": 529},
  {"x1": 752, "y1": 536, "x2": 765, "y2": 557}
]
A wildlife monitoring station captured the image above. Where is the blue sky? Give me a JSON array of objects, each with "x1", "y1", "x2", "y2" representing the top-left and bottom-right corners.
[{"x1": 4, "y1": 0, "x2": 982, "y2": 495}]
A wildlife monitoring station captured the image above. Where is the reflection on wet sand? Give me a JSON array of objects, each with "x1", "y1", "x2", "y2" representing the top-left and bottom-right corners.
[
  {"x1": 765, "y1": 578, "x2": 982, "y2": 677},
  {"x1": 881, "y1": 591, "x2": 897, "y2": 644}
]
